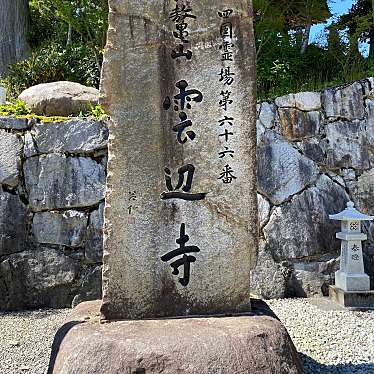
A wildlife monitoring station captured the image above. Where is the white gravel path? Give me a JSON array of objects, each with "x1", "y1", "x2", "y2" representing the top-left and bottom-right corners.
[
  {"x1": 0, "y1": 308, "x2": 70, "y2": 374},
  {"x1": 1, "y1": 299, "x2": 374, "y2": 373},
  {"x1": 268, "y1": 298, "x2": 374, "y2": 374}
]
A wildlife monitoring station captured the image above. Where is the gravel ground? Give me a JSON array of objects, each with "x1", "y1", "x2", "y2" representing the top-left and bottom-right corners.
[
  {"x1": 0, "y1": 299, "x2": 373, "y2": 374},
  {"x1": 268, "y1": 298, "x2": 374, "y2": 374},
  {"x1": 0, "y1": 308, "x2": 70, "y2": 374}
]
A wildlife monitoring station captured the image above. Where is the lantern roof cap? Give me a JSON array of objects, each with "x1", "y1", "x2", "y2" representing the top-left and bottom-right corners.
[{"x1": 329, "y1": 201, "x2": 374, "y2": 221}]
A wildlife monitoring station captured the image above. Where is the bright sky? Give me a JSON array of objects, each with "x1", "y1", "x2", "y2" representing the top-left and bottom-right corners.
[
  {"x1": 310, "y1": 0, "x2": 369, "y2": 56},
  {"x1": 310, "y1": 0, "x2": 355, "y2": 42}
]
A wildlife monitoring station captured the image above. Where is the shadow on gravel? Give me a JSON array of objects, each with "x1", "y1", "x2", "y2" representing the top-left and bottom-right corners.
[
  {"x1": 300, "y1": 353, "x2": 374, "y2": 373},
  {"x1": 47, "y1": 321, "x2": 83, "y2": 374}
]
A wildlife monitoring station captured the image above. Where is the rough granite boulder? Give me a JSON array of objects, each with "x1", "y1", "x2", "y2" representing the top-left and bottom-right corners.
[
  {"x1": 251, "y1": 241, "x2": 288, "y2": 299},
  {"x1": 321, "y1": 120, "x2": 369, "y2": 170},
  {"x1": 257, "y1": 131, "x2": 319, "y2": 205},
  {"x1": 32, "y1": 210, "x2": 88, "y2": 247},
  {"x1": 0, "y1": 247, "x2": 80, "y2": 310},
  {"x1": 258, "y1": 102, "x2": 278, "y2": 129},
  {"x1": 275, "y1": 93, "x2": 296, "y2": 108},
  {"x1": 353, "y1": 169, "x2": 374, "y2": 213},
  {"x1": 322, "y1": 82, "x2": 365, "y2": 121},
  {"x1": 278, "y1": 109, "x2": 321, "y2": 141},
  {"x1": 287, "y1": 258, "x2": 339, "y2": 298},
  {"x1": 48, "y1": 301, "x2": 303, "y2": 374},
  {"x1": 257, "y1": 194, "x2": 270, "y2": 229},
  {"x1": 31, "y1": 119, "x2": 108, "y2": 154},
  {"x1": 0, "y1": 130, "x2": 22, "y2": 187},
  {"x1": 0, "y1": 117, "x2": 31, "y2": 130},
  {"x1": 19, "y1": 81, "x2": 99, "y2": 117},
  {"x1": 24, "y1": 154, "x2": 106, "y2": 211},
  {"x1": 264, "y1": 175, "x2": 349, "y2": 260},
  {"x1": 85, "y1": 203, "x2": 104, "y2": 263},
  {"x1": 0, "y1": 190, "x2": 27, "y2": 257},
  {"x1": 72, "y1": 266, "x2": 102, "y2": 308},
  {"x1": 294, "y1": 92, "x2": 321, "y2": 111}
]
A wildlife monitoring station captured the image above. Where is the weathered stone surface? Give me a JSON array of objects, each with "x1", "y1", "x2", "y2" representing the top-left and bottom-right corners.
[
  {"x1": 341, "y1": 168, "x2": 357, "y2": 192},
  {"x1": 257, "y1": 193, "x2": 270, "y2": 228},
  {"x1": 275, "y1": 93, "x2": 296, "y2": 108},
  {"x1": 19, "y1": 81, "x2": 100, "y2": 116},
  {"x1": 0, "y1": 190, "x2": 27, "y2": 257},
  {"x1": 85, "y1": 203, "x2": 104, "y2": 263},
  {"x1": 256, "y1": 119, "x2": 266, "y2": 144},
  {"x1": 294, "y1": 92, "x2": 321, "y2": 111},
  {"x1": 353, "y1": 169, "x2": 374, "y2": 213},
  {"x1": 0, "y1": 247, "x2": 80, "y2": 310},
  {"x1": 0, "y1": 130, "x2": 22, "y2": 187},
  {"x1": 365, "y1": 99, "x2": 374, "y2": 148},
  {"x1": 72, "y1": 266, "x2": 102, "y2": 308},
  {"x1": 0, "y1": 116, "x2": 31, "y2": 130},
  {"x1": 24, "y1": 154, "x2": 106, "y2": 211},
  {"x1": 322, "y1": 120, "x2": 369, "y2": 169},
  {"x1": 323, "y1": 82, "x2": 365, "y2": 121},
  {"x1": 258, "y1": 102, "x2": 278, "y2": 128},
  {"x1": 32, "y1": 119, "x2": 108, "y2": 154},
  {"x1": 326, "y1": 171, "x2": 345, "y2": 188},
  {"x1": 286, "y1": 257, "x2": 339, "y2": 298},
  {"x1": 278, "y1": 109, "x2": 321, "y2": 140},
  {"x1": 100, "y1": 1, "x2": 258, "y2": 319},
  {"x1": 33, "y1": 210, "x2": 88, "y2": 247},
  {"x1": 296, "y1": 138, "x2": 325, "y2": 163},
  {"x1": 48, "y1": 301, "x2": 302, "y2": 374},
  {"x1": 287, "y1": 270, "x2": 330, "y2": 298},
  {"x1": 257, "y1": 131, "x2": 319, "y2": 205},
  {"x1": 363, "y1": 77, "x2": 374, "y2": 97},
  {"x1": 264, "y1": 175, "x2": 349, "y2": 260},
  {"x1": 24, "y1": 131, "x2": 37, "y2": 157},
  {"x1": 251, "y1": 240, "x2": 288, "y2": 299}
]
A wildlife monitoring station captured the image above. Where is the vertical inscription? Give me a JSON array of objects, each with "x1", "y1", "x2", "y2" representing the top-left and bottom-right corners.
[
  {"x1": 217, "y1": 9, "x2": 237, "y2": 184},
  {"x1": 161, "y1": 1, "x2": 203, "y2": 286}
]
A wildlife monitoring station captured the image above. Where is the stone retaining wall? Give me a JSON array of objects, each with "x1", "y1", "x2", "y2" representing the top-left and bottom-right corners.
[
  {"x1": 0, "y1": 77, "x2": 373, "y2": 310},
  {"x1": 253, "y1": 77, "x2": 374, "y2": 299},
  {"x1": 0, "y1": 117, "x2": 107, "y2": 309}
]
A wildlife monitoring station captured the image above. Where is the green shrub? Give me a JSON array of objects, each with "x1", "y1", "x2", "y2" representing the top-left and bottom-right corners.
[
  {"x1": 0, "y1": 100, "x2": 107, "y2": 123},
  {"x1": 1, "y1": 43, "x2": 101, "y2": 99},
  {"x1": 0, "y1": 100, "x2": 31, "y2": 116}
]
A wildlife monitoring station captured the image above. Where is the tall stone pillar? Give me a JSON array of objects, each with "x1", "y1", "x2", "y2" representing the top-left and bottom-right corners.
[
  {"x1": 100, "y1": 0, "x2": 258, "y2": 320},
  {"x1": 48, "y1": 3, "x2": 303, "y2": 373}
]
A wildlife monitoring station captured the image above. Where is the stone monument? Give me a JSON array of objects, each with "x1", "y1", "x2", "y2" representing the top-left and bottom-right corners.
[
  {"x1": 329, "y1": 201, "x2": 374, "y2": 308},
  {"x1": 48, "y1": 2, "x2": 303, "y2": 372},
  {"x1": 100, "y1": 0, "x2": 258, "y2": 320}
]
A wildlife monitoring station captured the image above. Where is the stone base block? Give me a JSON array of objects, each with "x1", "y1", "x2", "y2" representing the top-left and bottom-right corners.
[
  {"x1": 329, "y1": 285, "x2": 374, "y2": 309},
  {"x1": 48, "y1": 300, "x2": 303, "y2": 374},
  {"x1": 335, "y1": 271, "x2": 370, "y2": 291}
]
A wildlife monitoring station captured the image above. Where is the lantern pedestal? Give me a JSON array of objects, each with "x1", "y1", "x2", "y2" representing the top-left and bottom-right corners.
[
  {"x1": 329, "y1": 286, "x2": 374, "y2": 309},
  {"x1": 335, "y1": 271, "x2": 370, "y2": 292}
]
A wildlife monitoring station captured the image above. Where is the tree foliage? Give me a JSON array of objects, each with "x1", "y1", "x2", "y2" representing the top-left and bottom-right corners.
[
  {"x1": 254, "y1": 0, "x2": 373, "y2": 99},
  {"x1": 1, "y1": 0, "x2": 373, "y2": 100},
  {"x1": 2, "y1": 0, "x2": 108, "y2": 98},
  {"x1": 333, "y1": 0, "x2": 374, "y2": 57}
]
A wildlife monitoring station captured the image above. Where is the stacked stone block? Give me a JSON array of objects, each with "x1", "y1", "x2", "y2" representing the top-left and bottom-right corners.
[{"x1": 1, "y1": 77, "x2": 374, "y2": 309}]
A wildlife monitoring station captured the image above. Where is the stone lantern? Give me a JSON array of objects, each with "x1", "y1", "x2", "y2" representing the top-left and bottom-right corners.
[{"x1": 329, "y1": 201, "x2": 374, "y2": 308}]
